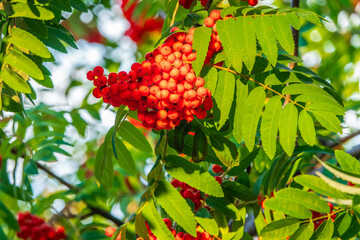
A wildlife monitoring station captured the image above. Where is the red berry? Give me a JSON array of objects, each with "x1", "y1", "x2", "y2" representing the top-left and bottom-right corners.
[
  {"x1": 204, "y1": 17, "x2": 215, "y2": 27},
  {"x1": 214, "y1": 176, "x2": 222, "y2": 184},
  {"x1": 171, "y1": 179, "x2": 181, "y2": 188},
  {"x1": 212, "y1": 164, "x2": 223, "y2": 173},
  {"x1": 86, "y1": 71, "x2": 95, "y2": 80},
  {"x1": 210, "y1": 10, "x2": 221, "y2": 20},
  {"x1": 105, "y1": 226, "x2": 116, "y2": 237},
  {"x1": 92, "y1": 88, "x2": 102, "y2": 98},
  {"x1": 93, "y1": 66, "x2": 104, "y2": 76},
  {"x1": 248, "y1": 0, "x2": 258, "y2": 6}
]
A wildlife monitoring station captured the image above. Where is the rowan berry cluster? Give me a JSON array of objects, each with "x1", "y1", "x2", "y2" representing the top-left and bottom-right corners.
[
  {"x1": 16, "y1": 212, "x2": 66, "y2": 240},
  {"x1": 312, "y1": 202, "x2": 336, "y2": 230},
  {"x1": 87, "y1": 12, "x2": 229, "y2": 130},
  {"x1": 203, "y1": 10, "x2": 224, "y2": 64}
]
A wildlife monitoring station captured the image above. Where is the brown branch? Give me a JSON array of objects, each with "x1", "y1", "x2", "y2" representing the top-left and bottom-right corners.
[
  {"x1": 329, "y1": 130, "x2": 360, "y2": 149},
  {"x1": 36, "y1": 163, "x2": 79, "y2": 192},
  {"x1": 36, "y1": 162, "x2": 124, "y2": 226},
  {"x1": 204, "y1": 0, "x2": 213, "y2": 11}
]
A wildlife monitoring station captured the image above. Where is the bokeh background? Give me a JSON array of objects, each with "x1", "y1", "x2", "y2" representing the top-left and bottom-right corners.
[{"x1": 4, "y1": 0, "x2": 360, "y2": 236}]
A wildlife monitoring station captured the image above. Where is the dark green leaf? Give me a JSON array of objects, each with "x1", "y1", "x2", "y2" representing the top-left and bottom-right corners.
[
  {"x1": 118, "y1": 121, "x2": 153, "y2": 153},
  {"x1": 113, "y1": 138, "x2": 136, "y2": 175},
  {"x1": 165, "y1": 155, "x2": 224, "y2": 197}
]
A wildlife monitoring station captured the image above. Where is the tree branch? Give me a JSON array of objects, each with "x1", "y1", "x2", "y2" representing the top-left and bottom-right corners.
[
  {"x1": 204, "y1": 0, "x2": 213, "y2": 11},
  {"x1": 289, "y1": 0, "x2": 300, "y2": 69},
  {"x1": 36, "y1": 162, "x2": 124, "y2": 226}
]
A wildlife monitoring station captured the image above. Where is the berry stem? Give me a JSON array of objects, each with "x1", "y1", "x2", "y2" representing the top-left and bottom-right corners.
[
  {"x1": 306, "y1": 208, "x2": 347, "y2": 223},
  {"x1": 170, "y1": 1, "x2": 179, "y2": 27},
  {"x1": 207, "y1": 63, "x2": 307, "y2": 110},
  {"x1": 204, "y1": 0, "x2": 213, "y2": 11}
]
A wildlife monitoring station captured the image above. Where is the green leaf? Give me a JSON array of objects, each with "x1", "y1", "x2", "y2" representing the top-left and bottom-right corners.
[
  {"x1": 312, "y1": 219, "x2": 334, "y2": 240},
  {"x1": 214, "y1": 71, "x2": 235, "y2": 129},
  {"x1": 48, "y1": 27, "x2": 78, "y2": 49},
  {"x1": 316, "y1": 160, "x2": 360, "y2": 185},
  {"x1": 113, "y1": 138, "x2": 137, "y2": 175},
  {"x1": 216, "y1": 19, "x2": 243, "y2": 72},
  {"x1": 135, "y1": 214, "x2": 149, "y2": 239},
  {"x1": 155, "y1": 179, "x2": 197, "y2": 236},
  {"x1": 172, "y1": 121, "x2": 191, "y2": 153},
  {"x1": 272, "y1": 15, "x2": 295, "y2": 55},
  {"x1": 1, "y1": 93, "x2": 23, "y2": 112},
  {"x1": 33, "y1": 75, "x2": 53, "y2": 88},
  {"x1": 315, "y1": 172, "x2": 360, "y2": 195},
  {"x1": 192, "y1": 128, "x2": 207, "y2": 163},
  {"x1": 298, "y1": 110, "x2": 316, "y2": 146},
  {"x1": 204, "y1": 67, "x2": 218, "y2": 95},
  {"x1": 1, "y1": 67, "x2": 31, "y2": 93},
  {"x1": 41, "y1": 34, "x2": 67, "y2": 53},
  {"x1": 294, "y1": 175, "x2": 347, "y2": 199},
  {"x1": 233, "y1": 80, "x2": 248, "y2": 143},
  {"x1": 94, "y1": 145, "x2": 113, "y2": 187},
  {"x1": 261, "y1": 95, "x2": 282, "y2": 159},
  {"x1": 236, "y1": 16, "x2": 256, "y2": 71},
  {"x1": 0, "y1": 200, "x2": 20, "y2": 230},
  {"x1": 254, "y1": 204, "x2": 266, "y2": 235},
  {"x1": 335, "y1": 150, "x2": 360, "y2": 174},
  {"x1": 260, "y1": 218, "x2": 300, "y2": 240},
  {"x1": 70, "y1": 0, "x2": 88, "y2": 12},
  {"x1": 279, "y1": 103, "x2": 298, "y2": 156},
  {"x1": 206, "y1": 197, "x2": 237, "y2": 219},
  {"x1": 118, "y1": 121, "x2": 153, "y2": 153},
  {"x1": 194, "y1": 209, "x2": 219, "y2": 236},
  {"x1": 312, "y1": 111, "x2": 341, "y2": 133},
  {"x1": 0, "y1": 226, "x2": 8, "y2": 240},
  {"x1": 8, "y1": 28, "x2": 51, "y2": 58},
  {"x1": 222, "y1": 181, "x2": 257, "y2": 201},
  {"x1": 51, "y1": 0, "x2": 72, "y2": 12},
  {"x1": 209, "y1": 134, "x2": 239, "y2": 167},
  {"x1": 286, "y1": 12, "x2": 300, "y2": 30},
  {"x1": 23, "y1": 18, "x2": 48, "y2": 38},
  {"x1": 227, "y1": 147, "x2": 260, "y2": 176},
  {"x1": 10, "y1": 3, "x2": 55, "y2": 20},
  {"x1": 307, "y1": 102, "x2": 345, "y2": 115},
  {"x1": 192, "y1": 26, "x2": 212, "y2": 76},
  {"x1": 288, "y1": 222, "x2": 314, "y2": 240},
  {"x1": 165, "y1": 155, "x2": 224, "y2": 197},
  {"x1": 70, "y1": 111, "x2": 87, "y2": 137},
  {"x1": 296, "y1": 10, "x2": 322, "y2": 27},
  {"x1": 141, "y1": 200, "x2": 175, "y2": 240},
  {"x1": 255, "y1": 15, "x2": 278, "y2": 66},
  {"x1": 264, "y1": 197, "x2": 312, "y2": 219},
  {"x1": 242, "y1": 86, "x2": 266, "y2": 151},
  {"x1": 275, "y1": 188, "x2": 330, "y2": 213},
  {"x1": 265, "y1": 73, "x2": 283, "y2": 86},
  {"x1": 4, "y1": 49, "x2": 44, "y2": 80}
]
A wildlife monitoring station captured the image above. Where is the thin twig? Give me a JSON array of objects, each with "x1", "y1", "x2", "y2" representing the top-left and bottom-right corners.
[
  {"x1": 36, "y1": 162, "x2": 124, "y2": 226},
  {"x1": 204, "y1": 0, "x2": 213, "y2": 11},
  {"x1": 207, "y1": 63, "x2": 306, "y2": 109}
]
